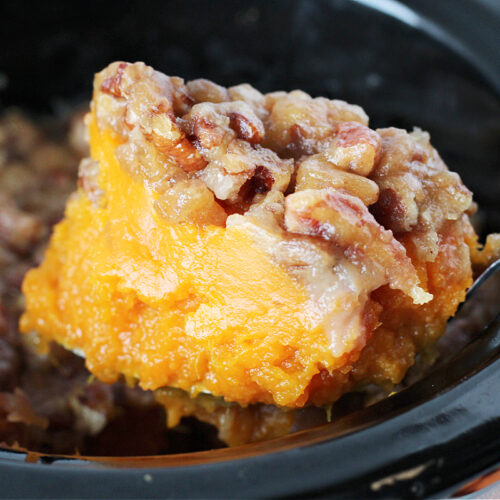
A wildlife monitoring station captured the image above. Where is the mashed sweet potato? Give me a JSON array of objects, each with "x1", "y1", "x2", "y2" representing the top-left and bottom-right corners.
[{"x1": 19, "y1": 62, "x2": 485, "y2": 440}]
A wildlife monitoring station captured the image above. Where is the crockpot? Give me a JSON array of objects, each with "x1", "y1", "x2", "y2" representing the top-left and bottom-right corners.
[{"x1": 1, "y1": 0, "x2": 499, "y2": 497}]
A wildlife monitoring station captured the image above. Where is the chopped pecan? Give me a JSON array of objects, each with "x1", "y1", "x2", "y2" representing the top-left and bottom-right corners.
[
  {"x1": 182, "y1": 101, "x2": 264, "y2": 149},
  {"x1": 229, "y1": 112, "x2": 264, "y2": 144},
  {"x1": 285, "y1": 189, "x2": 432, "y2": 305},
  {"x1": 295, "y1": 157, "x2": 379, "y2": 206},
  {"x1": 148, "y1": 112, "x2": 207, "y2": 173},
  {"x1": 198, "y1": 140, "x2": 293, "y2": 202},
  {"x1": 370, "y1": 128, "x2": 473, "y2": 261},
  {"x1": 228, "y1": 84, "x2": 267, "y2": 120},
  {"x1": 186, "y1": 79, "x2": 230, "y2": 104},
  {"x1": 95, "y1": 62, "x2": 207, "y2": 173},
  {"x1": 100, "y1": 62, "x2": 128, "y2": 97},
  {"x1": 263, "y1": 91, "x2": 369, "y2": 158},
  {"x1": 180, "y1": 101, "x2": 289, "y2": 202},
  {"x1": 170, "y1": 76, "x2": 195, "y2": 116},
  {"x1": 327, "y1": 122, "x2": 381, "y2": 176}
]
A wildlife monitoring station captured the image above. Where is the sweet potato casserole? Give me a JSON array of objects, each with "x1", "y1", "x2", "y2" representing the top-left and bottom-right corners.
[{"x1": 1, "y1": 62, "x2": 499, "y2": 453}]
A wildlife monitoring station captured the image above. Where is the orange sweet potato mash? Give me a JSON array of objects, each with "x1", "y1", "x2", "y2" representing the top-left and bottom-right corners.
[
  {"x1": 22, "y1": 116, "x2": 336, "y2": 407},
  {"x1": 20, "y1": 62, "x2": 478, "y2": 418}
]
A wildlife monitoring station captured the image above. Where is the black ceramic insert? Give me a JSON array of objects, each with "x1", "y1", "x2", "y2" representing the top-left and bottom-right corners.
[{"x1": 0, "y1": 0, "x2": 499, "y2": 498}]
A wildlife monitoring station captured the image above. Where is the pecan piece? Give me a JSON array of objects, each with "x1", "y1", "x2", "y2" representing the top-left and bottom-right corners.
[
  {"x1": 295, "y1": 157, "x2": 379, "y2": 206},
  {"x1": 100, "y1": 62, "x2": 128, "y2": 97},
  {"x1": 229, "y1": 112, "x2": 264, "y2": 143},
  {"x1": 285, "y1": 189, "x2": 432, "y2": 305}
]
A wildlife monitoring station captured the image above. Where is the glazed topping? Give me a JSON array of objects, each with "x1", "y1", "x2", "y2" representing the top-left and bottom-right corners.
[
  {"x1": 91, "y1": 62, "x2": 378, "y2": 212},
  {"x1": 370, "y1": 127, "x2": 473, "y2": 261}
]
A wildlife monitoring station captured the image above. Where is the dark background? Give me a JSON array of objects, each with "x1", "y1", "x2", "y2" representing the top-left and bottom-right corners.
[{"x1": 0, "y1": 0, "x2": 499, "y2": 231}]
